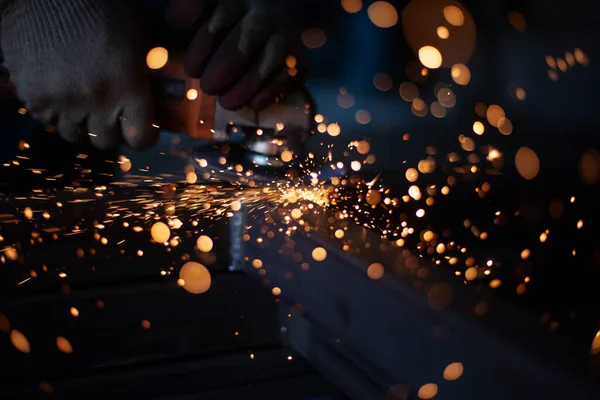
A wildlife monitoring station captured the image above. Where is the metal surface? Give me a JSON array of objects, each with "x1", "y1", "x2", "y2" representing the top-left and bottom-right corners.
[{"x1": 241, "y1": 203, "x2": 600, "y2": 400}]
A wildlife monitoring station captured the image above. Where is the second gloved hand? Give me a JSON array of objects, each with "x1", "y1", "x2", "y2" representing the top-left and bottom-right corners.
[
  {"x1": 166, "y1": 0, "x2": 306, "y2": 111},
  {"x1": 0, "y1": 0, "x2": 158, "y2": 150}
]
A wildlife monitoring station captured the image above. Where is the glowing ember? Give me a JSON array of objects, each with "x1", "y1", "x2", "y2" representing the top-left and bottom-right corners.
[
  {"x1": 312, "y1": 247, "x2": 327, "y2": 262},
  {"x1": 10, "y1": 330, "x2": 30, "y2": 353},
  {"x1": 151, "y1": 222, "x2": 171, "y2": 243},
  {"x1": 197, "y1": 236, "x2": 213, "y2": 252},
  {"x1": 56, "y1": 336, "x2": 73, "y2": 354},
  {"x1": 179, "y1": 262, "x2": 211, "y2": 294},
  {"x1": 367, "y1": 263, "x2": 384, "y2": 280}
]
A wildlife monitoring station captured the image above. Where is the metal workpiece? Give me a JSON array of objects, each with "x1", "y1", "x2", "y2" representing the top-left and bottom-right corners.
[
  {"x1": 228, "y1": 203, "x2": 248, "y2": 272},
  {"x1": 242, "y1": 203, "x2": 599, "y2": 400}
]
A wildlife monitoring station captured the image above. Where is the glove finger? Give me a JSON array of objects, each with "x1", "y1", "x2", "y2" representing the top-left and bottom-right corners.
[
  {"x1": 119, "y1": 90, "x2": 159, "y2": 150},
  {"x1": 165, "y1": 0, "x2": 213, "y2": 30},
  {"x1": 29, "y1": 108, "x2": 57, "y2": 126},
  {"x1": 184, "y1": 1, "x2": 246, "y2": 78},
  {"x1": 219, "y1": 33, "x2": 286, "y2": 111},
  {"x1": 250, "y1": 56, "x2": 308, "y2": 110},
  {"x1": 201, "y1": 11, "x2": 274, "y2": 95},
  {"x1": 88, "y1": 108, "x2": 121, "y2": 150},
  {"x1": 58, "y1": 110, "x2": 88, "y2": 143},
  {"x1": 184, "y1": 23, "x2": 222, "y2": 78}
]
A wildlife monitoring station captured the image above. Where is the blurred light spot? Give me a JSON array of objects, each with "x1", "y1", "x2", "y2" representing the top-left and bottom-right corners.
[
  {"x1": 151, "y1": 222, "x2": 171, "y2": 243},
  {"x1": 272, "y1": 287, "x2": 282, "y2": 296},
  {"x1": 56, "y1": 337, "x2": 73, "y2": 354},
  {"x1": 516, "y1": 88, "x2": 526, "y2": 100},
  {"x1": 342, "y1": 0, "x2": 362, "y2": 13},
  {"x1": 430, "y1": 101, "x2": 446, "y2": 118},
  {"x1": 486, "y1": 105, "x2": 505, "y2": 127},
  {"x1": 579, "y1": 148, "x2": 600, "y2": 184},
  {"x1": 302, "y1": 28, "x2": 326, "y2": 49},
  {"x1": 412, "y1": 98, "x2": 426, "y2": 111},
  {"x1": 548, "y1": 70, "x2": 558, "y2": 81},
  {"x1": 357, "y1": 140, "x2": 370, "y2": 154},
  {"x1": 592, "y1": 330, "x2": 600, "y2": 355},
  {"x1": 186, "y1": 172, "x2": 197, "y2": 184},
  {"x1": 443, "y1": 362, "x2": 464, "y2": 380},
  {"x1": 146, "y1": 47, "x2": 169, "y2": 69},
  {"x1": 451, "y1": 64, "x2": 471, "y2": 85},
  {"x1": 327, "y1": 123, "x2": 341, "y2": 137},
  {"x1": 416, "y1": 209, "x2": 425, "y2": 218},
  {"x1": 180, "y1": 262, "x2": 211, "y2": 294},
  {"x1": 186, "y1": 89, "x2": 198, "y2": 100},
  {"x1": 556, "y1": 58, "x2": 568, "y2": 72},
  {"x1": 291, "y1": 208, "x2": 303, "y2": 219},
  {"x1": 489, "y1": 279, "x2": 502, "y2": 289},
  {"x1": 507, "y1": 11, "x2": 527, "y2": 31},
  {"x1": 141, "y1": 320, "x2": 151, "y2": 329},
  {"x1": 399, "y1": 82, "x2": 419, "y2": 102},
  {"x1": 11, "y1": 330, "x2": 30, "y2": 353},
  {"x1": 312, "y1": 247, "x2": 327, "y2": 261},
  {"x1": 4, "y1": 246, "x2": 17, "y2": 261},
  {"x1": 437, "y1": 87, "x2": 456, "y2": 107},
  {"x1": 24, "y1": 207, "x2": 33, "y2": 220},
  {"x1": 355, "y1": 110, "x2": 371, "y2": 124},
  {"x1": 119, "y1": 155, "x2": 132, "y2": 172},
  {"x1": 252, "y1": 259, "x2": 263, "y2": 269},
  {"x1": 197, "y1": 235, "x2": 213, "y2": 252},
  {"x1": 366, "y1": 190, "x2": 382, "y2": 205},
  {"x1": 419, "y1": 46, "x2": 442, "y2": 69},
  {"x1": 335, "y1": 229, "x2": 345, "y2": 239},
  {"x1": 521, "y1": 249, "x2": 530, "y2": 259},
  {"x1": 577, "y1": 219, "x2": 584, "y2": 229},
  {"x1": 406, "y1": 168, "x2": 419, "y2": 182},
  {"x1": 497, "y1": 118, "x2": 513, "y2": 135},
  {"x1": 70, "y1": 307, "x2": 79, "y2": 317},
  {"x1": 337, "y1": 92, "x2": 355, "y2": 108},
  {"x1": 418, "y1": 383, "x2": 438, "y2": 399},
  {"x1": 515, "y1": 147, "x2": 540, "y2": 180},
  {"x1": 545, "y1": 56, "x2": 557, "y2": 69},
  {"x1": 231, "y1": 201, "x2": 242, "y2": 211},
  {"x1": 465, "y1": 267, "x2": 477, "y2": 281},
  {"x1": 444, "y1": 5, "x2": 464, "y2": 26},
  {"x1": 351, "y1": 161, "x2": 362, "y2": 171},
  {"x1": 473, "y1": 121, "x2": 484, "y2": 135},
  {"x1": 373, "y1": 72, "x2": 393, "y2": 91},
  {"x1": 574, "y1": 48, "x2": 590, "y2": 66},
  {"x1": 281, "y1": 150, "x2": 293, "y2": 162},
  {"x1": 437, "y1": 26, "x2": 449, "y2": 39},
  {"x1": 368, "y1": 1, "x2": 398, "y2": 28},
  {"x1": 367, "y1": 263, "x2": 385, "y2": 279}
]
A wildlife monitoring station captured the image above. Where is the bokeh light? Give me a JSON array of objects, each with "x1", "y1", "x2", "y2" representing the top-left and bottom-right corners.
[
  {"x1": 146, "y1": 47, "x2": 168, "y2": 69},
  {"x1": 151, "y1": 222, "x2": 171, "y2": 243},
  {"x1": 418, "y1": 46, "x2": 443, "y2": 69},
  {"x1": 341, "y1": 0, "x2": 362, "y2": 13},
  {"x1": 302, "y1": 28, "x2": 326, "y2": 49},
  {"x1": 451, "y1": 63, "x2": 471, "y2": 85},
  {"x1": 367, "y1": 1, "x2": 398, "y2": 28},
  {"x1": 196, "y1": 235, "x2": 213, "y2": 252},
  {"x1": 367, "y1": 263, "x2": 385, "y2": 280},
  {"x1": 179, "y1": 262, "x2": 211, "y2": 294},
  {"x1": 443, "y1": 5, "x2": 464, "y2": 26},
  {"x1": 515, "y1": 147, "x2": 540, "y2": 180}
]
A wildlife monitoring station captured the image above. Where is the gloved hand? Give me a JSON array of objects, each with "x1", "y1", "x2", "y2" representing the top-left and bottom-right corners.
[
  {"x1": 166, "y1": 0, "x2": 306, "y2": 111},
  {"x1": 0, "y1": 0, "x2": 158, "y2": 150}
]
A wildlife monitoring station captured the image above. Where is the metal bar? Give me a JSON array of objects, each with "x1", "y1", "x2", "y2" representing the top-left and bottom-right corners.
[{"x1": 243, "y1": 203, "x2": 599, "y2": 399}]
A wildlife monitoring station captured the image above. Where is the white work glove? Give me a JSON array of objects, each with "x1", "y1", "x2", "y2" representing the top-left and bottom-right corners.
[{"x1": 0, "y1": 0, "x2": 159, "y2": 149}]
